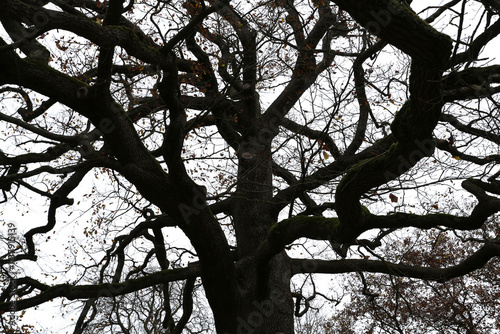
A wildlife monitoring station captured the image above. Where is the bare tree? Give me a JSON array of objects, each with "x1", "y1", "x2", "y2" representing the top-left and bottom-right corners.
[{"x1": 0, "y1": 0, "x2": 500, "y2": 333}]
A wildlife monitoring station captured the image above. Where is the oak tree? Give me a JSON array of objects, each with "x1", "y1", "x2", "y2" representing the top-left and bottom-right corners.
[{"x1": 1, "y1": 0, "x2": 500, "y2": 333}]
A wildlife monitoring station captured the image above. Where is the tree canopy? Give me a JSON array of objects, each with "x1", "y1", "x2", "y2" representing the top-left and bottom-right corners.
[{"x1": 0, "y1": 0, "x2": 499, "y2": 333}]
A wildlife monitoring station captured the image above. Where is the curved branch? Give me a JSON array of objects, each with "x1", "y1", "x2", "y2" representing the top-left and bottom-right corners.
[
  {"x1": 271, "y1": 134, "x2": 396, "y2": 212},
  {"x1": 260, "y1": 176, "x2": 500, "y2": 266},
  {"x1": 435, "y1": 139, "x2": 500, "y2": 165},
  {"x1": 171, "y1": 277, "x2": 196, "y2": 334},
  {"x1": 0, "y1": 13, "x2": 50, "y2": 61},
  {"x1": 450, "y1": 18, "x2": 500, "y2": 67},
  {"x1": 333, "y1": 0, "x2": 452, "y2": 66},
  {"x1": 369, "y1": 178, "x2": 500, "y2": 231},
  {"x1": 441, "y1": 111, "x2": 500, "y2": 145},
  {"x1": 0, "y1": 110, "x2": 81, "y2": 144},
  {"x1": 279, "y1": 116, "x2": 341, "y2": 158},
  {"x1": 291, "y1": 242, "x2": 500, "y2": 282},
  {"x1": 255, "y1": 215, "x2": 341, "y2": 265},
  {"x1": 344, "y1": 58, "x2": 371, "y2": 155},
  {"x1": 23, "y1": 165, "x2": 91, "y2": 259},
  {"x1": 218, "y1": 2, "x2": 257, "y2": 94},
  {"x1": 272, "y1": 161, "x2": 323, "y2": 215},
  {"x1": 264, "y1": 6, "x2": 335, "y2": 121},
  {"x1": 331, "y1": 0, "x2": 452, "y2": 239},
  {"x1": 161, "y1": 1, "x2": 223, "y2": 54},
  {"x1": 97, "y1": 0, "x2": 125, "y2": 87},
  {"x1": 0, "y1": 0, "x2": 168, "y2": 68},
  {"x1": 0, "y1": 265, "x2": 200, "y2": 312}
]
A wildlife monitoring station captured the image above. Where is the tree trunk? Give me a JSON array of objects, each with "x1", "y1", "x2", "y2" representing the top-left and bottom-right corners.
[{"x1": 231, "y1": 136, "x2": 294, "y2": 334}]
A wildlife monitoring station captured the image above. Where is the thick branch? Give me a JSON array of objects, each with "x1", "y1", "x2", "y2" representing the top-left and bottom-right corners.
[
  {"x1": 333, "y1": 0, "x2": 452, "y2": 67},
  {"x1": 291, "y1": 242, "x2": 500, "y2": 282},
  {"x1": 0, "y1": 266, "x2": 200, "y2": 312},
  {"x1": 271, "y1": 134, "x2": 396, "y2": 211},
  {"x1": 255, "y1": 215, "x2": 341, "y2": 265},
  {"x1": 332, "y1": 0, "x2": 452, "y2": 236},
  {"x1": 0, "y1": 1, "x2": 167, "y2": 68}
]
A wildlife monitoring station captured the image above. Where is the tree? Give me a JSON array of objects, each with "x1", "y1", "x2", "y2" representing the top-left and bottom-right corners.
[{"x1": 0, "y1": 0, "x2": 500, "y2": 333}]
